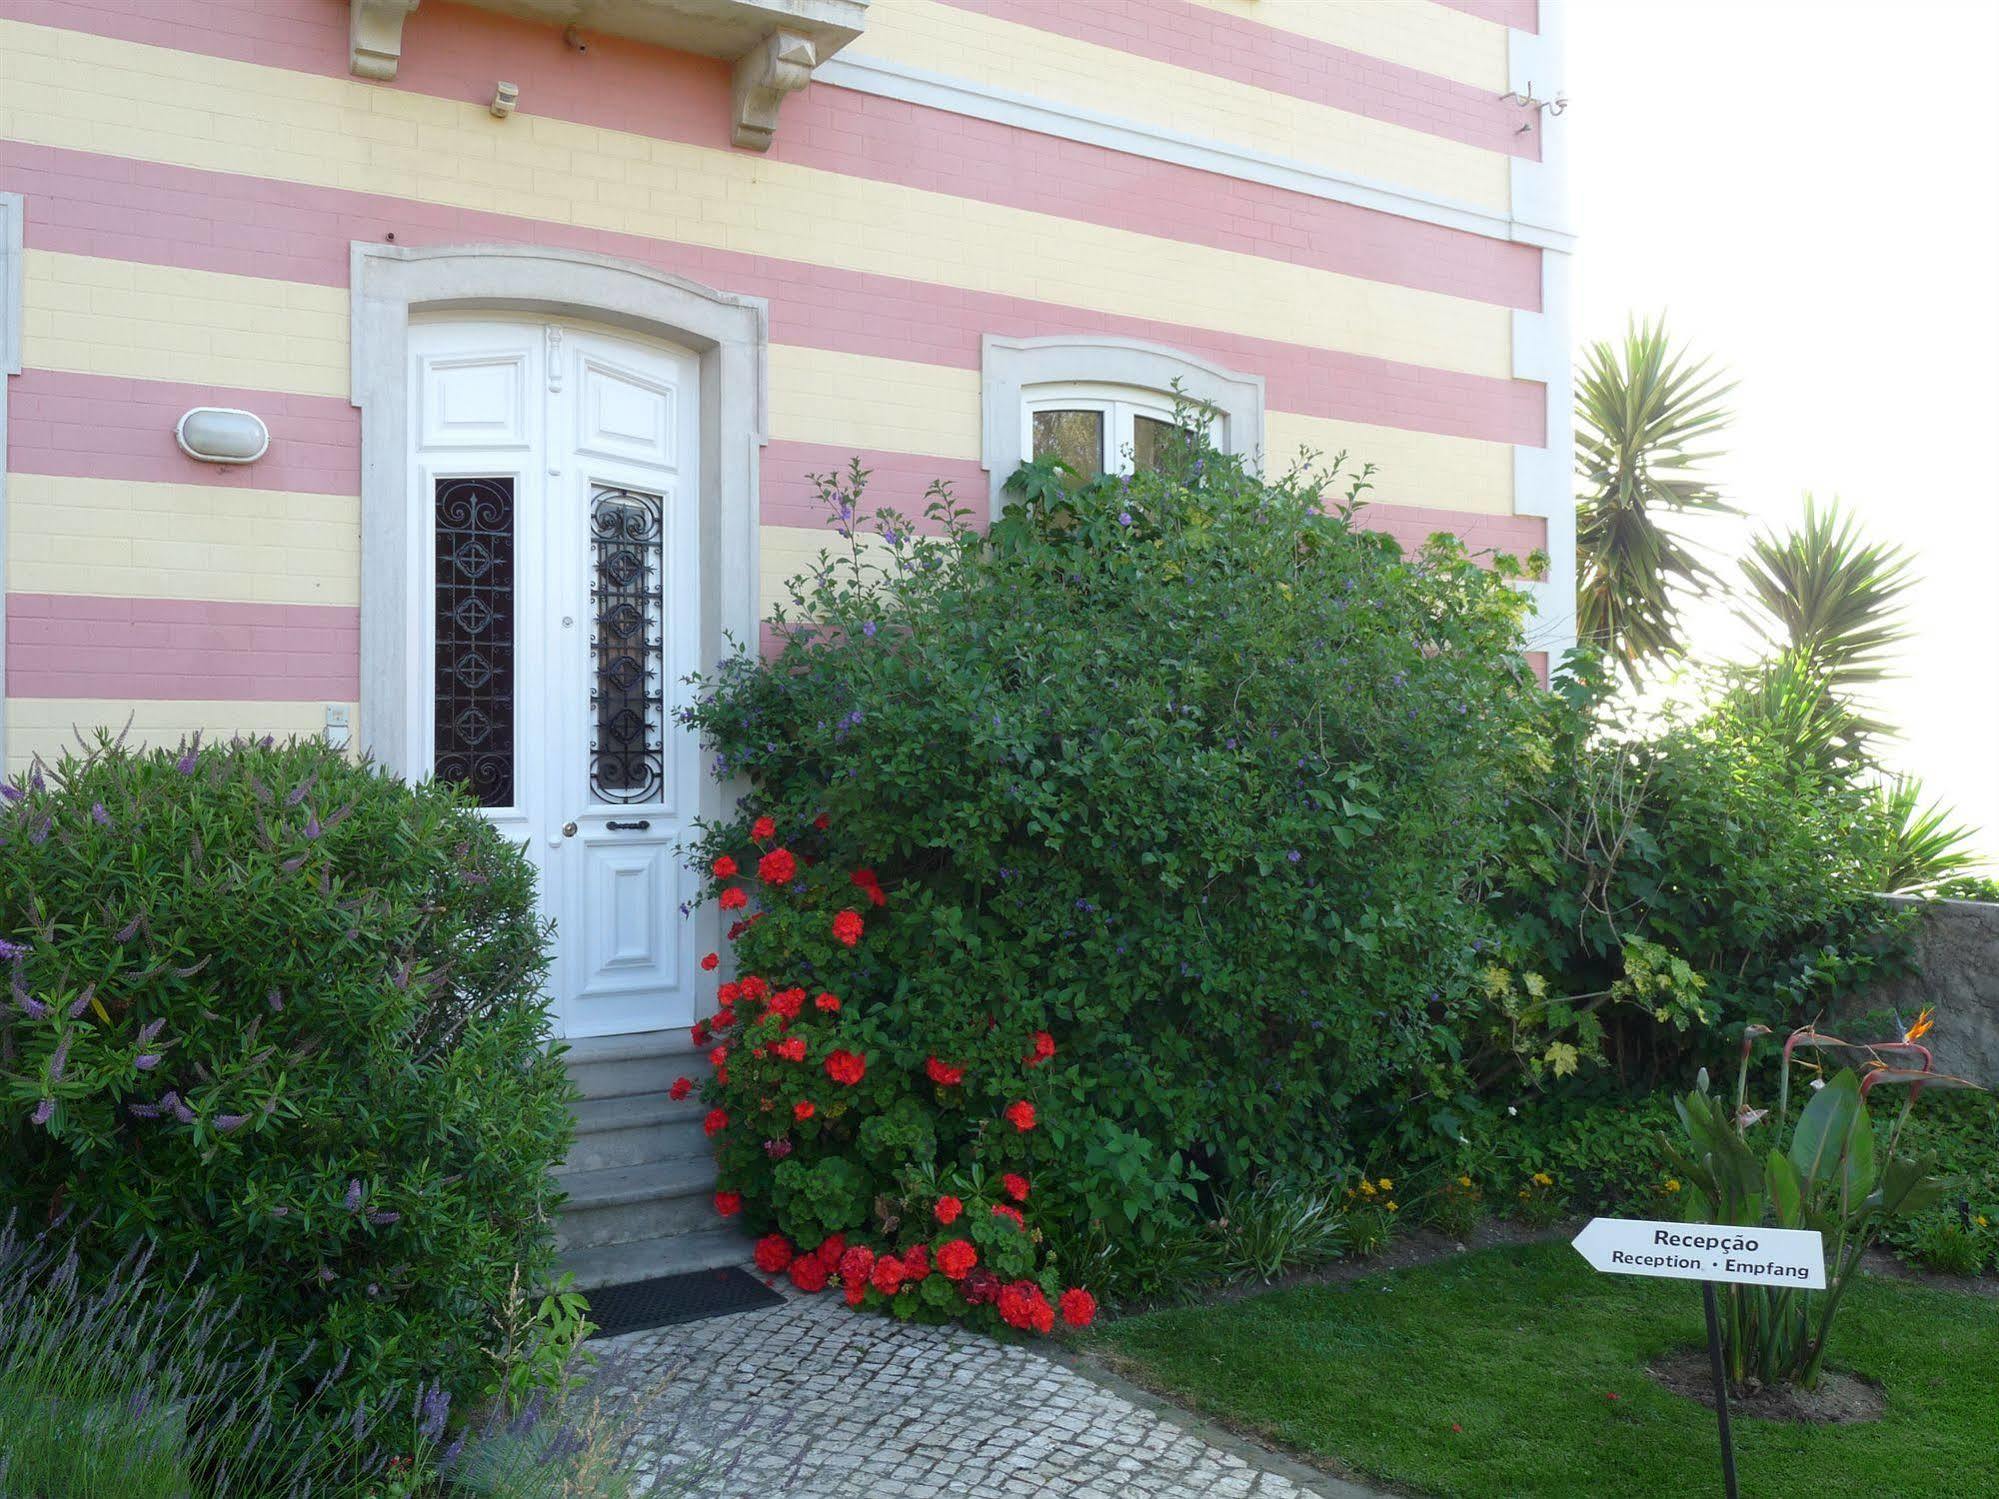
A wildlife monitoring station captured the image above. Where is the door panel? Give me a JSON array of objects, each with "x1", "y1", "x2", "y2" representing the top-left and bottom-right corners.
[{"x1": 410, "y1": 318, "x2": 700, "y2": 1040}]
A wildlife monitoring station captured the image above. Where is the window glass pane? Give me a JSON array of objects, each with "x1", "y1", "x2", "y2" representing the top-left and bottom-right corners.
[
  {"x1": 589, "y1": 485, "x2": 666, "y2": 805},
  {"x1": 433, "y1": 476, "x2": 516, "y2": 808},
  {"x1": 1032, "y1": 408, "x2": 1105, "y2": 476},
  {"x1": 1131, "y1": 415, "x2": 1177, "y2": 474}
]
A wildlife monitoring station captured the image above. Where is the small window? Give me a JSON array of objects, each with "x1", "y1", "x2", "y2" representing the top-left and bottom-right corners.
[{"x1": 1024, "y1": 385, "x2": 1207, "y2": 480}]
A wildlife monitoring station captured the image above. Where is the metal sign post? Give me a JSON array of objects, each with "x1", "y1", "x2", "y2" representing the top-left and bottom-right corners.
[{"x1": 1573, "y1": 1217, "x2": 1827, "y2": 1499}]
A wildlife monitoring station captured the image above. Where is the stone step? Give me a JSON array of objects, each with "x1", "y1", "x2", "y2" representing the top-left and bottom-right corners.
[
  {"x1": 562, "y1": 1226, "x2": 754, "y2": 1294},
  {"x1": 564, "y1": 1093, "x2": 712, "y2": 1174},
  {"x1": 554, "y1": 1158, "x2": 720, "y2": 1252},
  {"x1": 562, "y1": 1028, "x2": 706, "y2": 1102}
]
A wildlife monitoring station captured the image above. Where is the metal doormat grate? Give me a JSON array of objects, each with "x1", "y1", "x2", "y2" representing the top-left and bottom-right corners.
[{"x1": 585, "y1": 1266, "x2": 784, "y2": 1339}]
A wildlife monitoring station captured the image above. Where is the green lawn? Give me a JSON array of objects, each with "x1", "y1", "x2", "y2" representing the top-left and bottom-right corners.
[{"x1": 1096, "y1": 1242, "x2": 1999, "y2": 1498}]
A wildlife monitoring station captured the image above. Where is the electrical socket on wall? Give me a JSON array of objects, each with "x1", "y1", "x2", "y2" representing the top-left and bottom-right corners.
[{"x1": 324, "y1": 704, "x2": 351, "y2": 752}]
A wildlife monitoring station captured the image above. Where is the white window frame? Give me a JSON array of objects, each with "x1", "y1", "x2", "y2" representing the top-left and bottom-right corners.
[{"x1": 981, "y1": 335, "x2": 1264, "y2": 513}]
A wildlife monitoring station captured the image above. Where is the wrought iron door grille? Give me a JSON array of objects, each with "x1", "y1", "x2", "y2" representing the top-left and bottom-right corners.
[
  {"x1": 589, "y1": 484, "x2": 665, "y2": 804},
  {"x1": 433, "y1": 476, "x2": 516, "y2": 808}
]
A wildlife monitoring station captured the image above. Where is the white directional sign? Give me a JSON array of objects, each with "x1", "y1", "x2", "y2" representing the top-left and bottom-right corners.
[{"x1": 1572, "y1": 1217, "x2": 1826, "y2": 1290}]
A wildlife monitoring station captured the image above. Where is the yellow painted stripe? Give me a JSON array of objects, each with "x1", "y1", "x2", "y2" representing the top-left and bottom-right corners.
[
  {"x1": 0, "y1": 21, "x2": 1514, "y2": 379},
  {"x1": 6, "y1": 473, "x2": 361, "y2": 606},
  {"x1": 21, "y1": 249, "x2": 349, "y2": 398},
  {"x1": 857, "y1": 0, "x2": 1510, "y2": 209},
  {"x1": 757, "y1": 525, "x2": 899, "y2": 619},
  {"x1": 1266, "y1": 411, "x2": 1512, "y2": 514},
  {"x1": 4, "y1": 700, "x2": 354, "y2": 774},
  {"x1": 1178, "y1": 0, "x2": 1510, "y2": 91},
  {"x1": 767, "y1": 346, "x2": 984, "y2": 460}
]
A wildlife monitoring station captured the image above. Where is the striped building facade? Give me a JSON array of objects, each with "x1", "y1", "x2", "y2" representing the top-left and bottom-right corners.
[{"x1": 0, "y1": 0, "x2": 1573, "y2": 1045}]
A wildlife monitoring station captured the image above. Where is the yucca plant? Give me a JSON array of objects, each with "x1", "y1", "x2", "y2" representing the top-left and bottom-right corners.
[
  {"x1": 1663, "y1": 1020, "x2": 1980, "y2": 1390},
  {"x1": 1574, "y1": 318, "x2": 1736, "y2": 682},
  {"x1": 1869, "y1": 777, "x2": 1982, "y2": 894}
]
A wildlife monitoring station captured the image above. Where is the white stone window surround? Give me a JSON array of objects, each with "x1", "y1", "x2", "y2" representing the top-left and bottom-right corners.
[{"x1": 980, "y1": 335, "x2": 1264, "y2": 512}]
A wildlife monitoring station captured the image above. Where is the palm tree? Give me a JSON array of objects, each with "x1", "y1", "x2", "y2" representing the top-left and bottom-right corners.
[
  {"x1": 1574, "y1": 319, "x2": 1736, "y2": 682},
  {"x1": 1738, "y1": 495, "x2": 1917, "y2": 720}
]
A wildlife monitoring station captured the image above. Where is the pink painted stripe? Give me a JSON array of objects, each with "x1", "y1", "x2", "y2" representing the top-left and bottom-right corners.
[
  {"x1": 6, "y1": 593, "x2": 360, "y2": 700},
  {"x1": 1365, "y1": 503, "x2": 1545, "y2": 563},
  {"x1": 762, "y1": 443, "x2": 991, "y2": 533},
  {"x1": 1433, "y1": 0, "x2": 1538, "y2": 31},
  {"x1": 1, "y1": 143, "x2": 1543, "y2": 447},
  {"x1": 0, "y1": 0, "x2": 1539, "y2": 310},
  {"x1": 6, "y1": 366, "x2": 359, "y2": 495},
  {"x1": 938, "y1": 0, "x2": 1536, "y2": 159}
]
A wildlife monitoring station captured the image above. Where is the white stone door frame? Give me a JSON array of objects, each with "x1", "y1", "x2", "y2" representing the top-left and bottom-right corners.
[{"x1": 350, "y1": 243, "x2": 766, "y2": 1028}]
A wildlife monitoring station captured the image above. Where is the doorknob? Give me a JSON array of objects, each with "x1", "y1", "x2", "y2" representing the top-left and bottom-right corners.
[{"x1": 562, "y1": 821, "x2": 578, "y2": 838}]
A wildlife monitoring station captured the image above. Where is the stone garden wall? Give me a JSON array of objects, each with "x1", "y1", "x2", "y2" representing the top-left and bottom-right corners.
[{"x1": 1840, "y1": 897, "x2": 1999, "y2": 1088}]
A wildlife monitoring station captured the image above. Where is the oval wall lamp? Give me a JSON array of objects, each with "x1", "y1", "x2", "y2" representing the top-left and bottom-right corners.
[{"x1": 175, "y1": 407, "x2": 270, "y2": 465}]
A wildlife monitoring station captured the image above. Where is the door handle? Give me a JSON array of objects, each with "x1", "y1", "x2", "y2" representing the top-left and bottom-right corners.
[
  {"x1": 562, "y1": 821, "x2": 579, "y2": 838},
  {"x1": 605, "y1": 819, "x2": 652, "y2": 832}
]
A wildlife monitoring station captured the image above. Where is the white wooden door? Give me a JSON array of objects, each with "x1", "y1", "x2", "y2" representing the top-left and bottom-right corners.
[{"x1": 409, "y1": 319, "x2": 701, "y2": 1038}]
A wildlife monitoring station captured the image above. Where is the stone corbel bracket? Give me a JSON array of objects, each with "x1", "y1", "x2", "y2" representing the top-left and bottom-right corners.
[
  {"x1": 351, "y1": 0, "x2": 421, "y2": 80},
  {"x1": 732, "y1": 29, "x2": 817, "y2": 151}
]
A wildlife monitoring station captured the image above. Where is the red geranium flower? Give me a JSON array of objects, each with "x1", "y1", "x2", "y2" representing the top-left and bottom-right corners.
[
  {"x1": 902, "y1": 1244, "x2": 930, "y2": 1281},
  {"x1": 789, "y1": 1254, "x2": 829, "y2": 1293},
  {"x1": 815, "y1": 991, "x2": 842, "y2": 1013},
  {"x1": 774, "y1": 1037, "x2": 807, "y2": 1063},
  {"x1": 870, "y1": 1253, "x2": 908, "y2": 1296},
  {"x1": 850, "y1": 868, "x2": 887, "y2": 907},
  {"x1": 713, "y1": 1190, "x2": 742, "y2": 1217},
  {"x1": 816, "y1": 1234, "x2": 846, "y2": 1266},
  {"x1": 668, "y1": 1077, "x2": 693, "y2": 1101},
  {"x1": 1003, "y1": 1173, "x2": 1030, "y2": 1203},
  {"x1": 814, "y1": 813, "x2": 830, "y2": 830},
  {"x1": 935, "y1": 1239, "x2": 977, "y2": 1280},
  {"x1": 711, "y1": 855, "x2": 738, "y2": 879},
  {"x1": 1059, "y1": 1288, "x2": 1097, "y2": 1328},
  {"x1": 719, "y1": 887, "x2": 748, "y2": 911},
  {"x1": 831, "y1": 910, "x2": 864, "y2": 947},
  {"x1": 690, "y1": 1020, "x2": 711, "y2": 1048},
  {"x1": 717, "y1": 981, "x2": 741, "y2": 1006},
  {"x1": 997, "y1": 1281, "x2": 1054, "y2": 1334},
  {"x1": 934, "y1": 1195, "x2": 963, "y2": 1225},
  {"x1": 739, "y1": 975, "x2": 769, "y2": 1002},
  {"x1": 991, "y1": 1203, "x2": 1024, "y2": 1229},
  {"x1": 1005, "y1": 1100, "x2": 1037, "y2": 1132},
  {"x1": 837, "y1": 1245, "x2": 876, "y2": 1287},
  {"x1": 708, "y1": 1045, "x2": 728, "y2": 1070},
  {"x1": 843, "y1": 1277, "x2": 867, "y2": 1307},
  {"x1": 769, "y1": 987, "x2": 805, "y2": 1020},
  {"x1": 754, "y1": 1235, "x2": 794, "y2": 1273},
  {"x1": 751, "y1": 816, "x2": 777, "y2": 841},
  {"x1": 700, "y1": 951, "x2": 720, "y2": 971},
  {"x1": 793, "y1": 1099, "x2": 816, "y2": 1121},
  {"x1": 924, "y1": 1056, "x2": 965, "y2": 1087},
  {"x1": 727, "y1": 920, "x2": 749, "y2": 941},
  {"x1": 703, "y1": 1108, "x2": 728, "y2": 1137},
  {"x1": 962, "y1": 1267, "x2": 1001, "y2": 1306},
  {"x1": 1026, "y1": 1031, "x2": 1056, "y2": 1066},
  {"x1": 826, "y1": 1049, "x2": 867, "y2": 1086},
  {"x1": 758, "y1": 848, "x2": 798, "y2": 886}
]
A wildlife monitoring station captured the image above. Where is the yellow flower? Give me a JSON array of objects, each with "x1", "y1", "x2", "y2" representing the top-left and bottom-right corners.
[
  {"x1": 1359, "y1": 1179, "x2": 1377, "y2": 1197},
  {"x1": 1978, "y1": 1215, "x2": 1990, "y2": 1229},
  {"x1": 1517, "y1": 1188, "x2": 1530, "y2": 1200},
  {"x1": 1377, "y1": 1177, "x2": 1394, "y2": 1191},
  {"x1": 1531, "y1": 1172, "x2": 1553, "y2": 1188},
  {"x1": 1665, "y1": 1179, "x2": 1682, "y2": 1194},
  {"x1": 1457, "y1": 1174, "x2": 1473, "y2": 1189},
  {"x1": 1387, "y1": 1201, "x2": 1398, "y2": 1213}
]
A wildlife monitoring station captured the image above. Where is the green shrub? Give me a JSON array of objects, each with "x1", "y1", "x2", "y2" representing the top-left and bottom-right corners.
[
  {"x1": 0, "y1": 737, "x2": 572, "y2": 1437},
  {"x1": 1876, "y1": 1089, "x2": 1999, "y2": 1276},
  {"x1": 684, "y1": 431, "x2": 1539, "y2": 1309}
]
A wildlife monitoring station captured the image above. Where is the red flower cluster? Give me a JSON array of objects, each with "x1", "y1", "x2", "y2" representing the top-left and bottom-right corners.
[
  {"x1": 814, "y1": 991, "x2": 841, "y2": 1013},
  {"x1": 754, "y1": 1234, "x2": 794, "y2": 1273},
  {"x1": 1059, "y1": 1288, "x2": 1097, "y2": 1328},
  {"x1": 850, "y1": 867, "x2": 887, "y2": 907},
  {"x1": 713, "y1": 1190, "x2": 742, "y2": 1217},
  {"x1": 719, "y1": 887, "x2": 749, "y2": 912},
  {"x1": 924, "y1": 1056, "x2": 964, "y2": 1087},
  {"x1": 711, "y1": 855, "x2": 738, "y2": 880},
  {"x1": 936, "y1": 1239, "x2": 978, "y2": 1279},
  {"x1": 1003, "y1": 1173, "x2": 1031, "y2": 1203},
  {"x1": 997, "y1": 1281, "x2": 1055, "y2": 1334},
  {"x1": 934, "y1": 1195, "x2": 963, "y2": 1225},
  {"x1": 751, "y1": 815, "x2": 777, "y2": 841},
  {"x1": 769, "y1": 986, "x2": 805, "y2": 1020},
  {"x1": 831, "y1": 910, "x2": 865, "y2": 947},
  {"x1": 793, "y1": 1099, "x2": 816, "y2": 1120},
  {"x1": 703, "y1": 1108, "x2": 728, "y2": 1137},
  {"x1": 700, "y1": 951, "x2": 720, "y2": 971},
  {"x1": 773, "y1": 1037, "x2": 807, "y2": 1063},
  {"x1": 1005, "y1": 1100, "x2": 1037, "y2": 1132},
  {"x1": 758, "y1": 847, "x2": 798, "y2": 886},
  {"x1": 668, "y1": 1076, "x2": 693, "y2": 1101},
  {"x1": 1026, "y1": 1031, "x2": 1057, "y2": 1066},
  {"x1": 826, "y1": 1049, "x2": 866, "y2": 1086},
  {"x1": 991, "y1": 1203, "x2": 1024, "y2": 1229}
]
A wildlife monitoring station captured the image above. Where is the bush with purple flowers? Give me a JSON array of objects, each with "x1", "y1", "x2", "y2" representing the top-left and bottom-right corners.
[{"x1": 0, "y1": 735, "x2": 574, "y2": 1468}]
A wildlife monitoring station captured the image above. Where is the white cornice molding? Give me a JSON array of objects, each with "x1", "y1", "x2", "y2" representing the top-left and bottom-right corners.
[
  {"x1": 349, "y1": 0, "x2": 420, "y2": 81},
  {"x1": 732, "y1": 28, "x2": 818, "y2": 150},
  {"x1": 816, "y1": 52, "x2": 1576, "y2": 251}
]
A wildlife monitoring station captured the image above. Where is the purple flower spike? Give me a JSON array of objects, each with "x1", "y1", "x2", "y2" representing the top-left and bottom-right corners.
[
  {"x1": 304, "y1": 812, "x2": 323, "y2": 840},
  {"x1": 90, "y1": 802, "x2": 111, "y2": 827},
  {"x1": 31, "y1": 1098, "x2": 53, "y2": 1127},
  {"x1": 48, "y1": 1035, "x2": 71, "y2": 1083},
  {"x1": 0, "y1": 783, "x2": 21, "y2": 803},
  {"x1": 164, "y1": 1092, "x2": 195, "y2": 1125},
  {"x1": 214, "y1": 1113, "x2": 249, "y2": 1132},
  {"x1": 368, "y1": 1211, "x2": 400, "y2": 1226},
  {"x1": 15, "y1": 988, "x2": 50, "y2": 1022},
  {"x1": 344, "y1": 1179, "x2": 364, "y2": 1213},
  {"x1": 177, "y1": 750, "x2": 198, "y2": 775},
  {"x1": 128, "y1": 1101, "x2": 162, "y2": 1120},
  {"x1": 114, "y1": 915, "x2": 142, "y2": 943},
  {"x1": 135, "y1": 1052, "x2": 162, "y2": 1071},
  {"x1": 0, "y1": 937, "x2": 28, "y2": 961},
  {"x1": 137, "y1": 1017, "x2": 166, "y2": 1044},
  {"x1": 418, "y1": 1385, "x2": 452, "y2": 1443}
]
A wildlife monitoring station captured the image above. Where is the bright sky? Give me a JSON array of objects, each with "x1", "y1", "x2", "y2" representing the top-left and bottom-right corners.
[{"x1": 1567, "y1": 0, "x2": 1999, "y2": 867}]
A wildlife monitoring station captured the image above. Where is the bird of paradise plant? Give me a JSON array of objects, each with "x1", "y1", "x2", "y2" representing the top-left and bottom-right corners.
[{"x1": 1663, "y1": 1015, "x2": 1979, "y2": 1389}]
